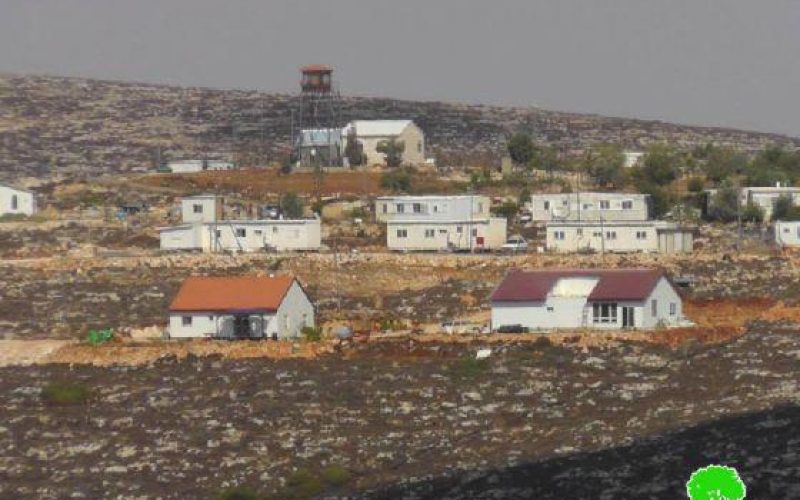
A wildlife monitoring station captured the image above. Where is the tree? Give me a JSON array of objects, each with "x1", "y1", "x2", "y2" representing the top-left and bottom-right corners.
[
  {"x1": 518, "y1": 187, "x2": 531, "y2": 206},
  {"x1": 585, "y1": 145, "x2": 625, "y2": 188},
  {"x1": 687, "y1": 176, "x2": 705, "y2": 193},
  {"x1": 344, "y1": 131, "x2": 365, "y2": 167},
  {"x1": 772, "y1": 195, "x2": 800, "y2": 221},
  {"x1": 701, "y1": 146, "x2": 747, "y2": 185},
  {"x1": 376, "y1": 139, "x2": 405, "y2": 168},
  {"x1": 280, "y1": 192, "x2": 304, "y2": 218},
  {"x1": 741, "y1": 202, "x2": 764, "y2": 224},
  {"x1": 507, "y1": 133, "x2": 536, "y2": 166},
  {"x1": 707, "y1": 184, "x2": 739, "y2": 222},
  {"x1": 493, "y1": 201, "x2": 519, "y2": 220},
  {"x1": 642, "y1": 144, "x2": 682, "y2": 185},
  {"x1": 686, "y1": 465, "x2": 746, "y2": 500}
]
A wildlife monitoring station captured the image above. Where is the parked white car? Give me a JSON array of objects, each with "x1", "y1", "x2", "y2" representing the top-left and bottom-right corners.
[{"x1": 502, "y1": 235, "x2": 528, "y2": 252}]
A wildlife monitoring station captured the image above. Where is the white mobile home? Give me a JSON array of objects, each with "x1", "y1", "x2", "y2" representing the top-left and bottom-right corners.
[
  {"x1": 528, "y1": 192, "x2": 650, "y2": 222},
  {"x1": 166, "y1": 160, "x2": 235, "y2": 173},
  {"x1": 491, "y1": 268, "x2": 685, "y2": 331},
  {"x1": 375, "y1": 195, "x2": 491, "y2": 223},
  {"x1": 546, "y1": 221, "x2": 693, "y2": 254},
  {"x1": 774, "y1": 221, "x2": 800, "y2": 247},
  {"x1": 0, "y1": 184, "x2": 36, "y2": 217},
  {"x1": 387, "y1": 217, "x2": 507, "y2": 251},
  {"x1": 160, "y1": 194, "x2": 321, "y2": 253},
  {"x1": 159, "y1": 218, "x2": 321, "y2": 253},
  {"x1": 168, "y1": 275, "x2": 314, "y2": 339},
  {"x1": 706, "y1": 186, "x2": 800, "y2": 221}
]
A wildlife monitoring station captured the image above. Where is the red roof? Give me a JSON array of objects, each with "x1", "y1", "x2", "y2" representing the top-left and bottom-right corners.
[
  {"x1": 301, "y1": 64, "x2": 333, "y2": 73},
  {"x1": 169, "y1": 275, "x2": 295, "y2": 313},
  {"x1": 491, "y1": 269, "x2": 666, "y2": 302}
]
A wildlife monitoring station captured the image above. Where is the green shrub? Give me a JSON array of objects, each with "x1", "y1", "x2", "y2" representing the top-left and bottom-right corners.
[
  {"x1": 217, "y1": 486, "x2": 259, "y2": 500},
  {"x1": 450, "y1": 355, "x2": 489, "y2": 379},
  {"x1": 301, "y1": 326, "x2": 322, "y2": 342},
  {"x1": 41, "y1": 382, "x2": 92, "y2": 405},
  {"x1": 282, "y1": 469, "x2": 323, "y2": 499},
  {"x1": 322, "y1": 464, "x2": 351, "y2": 487}
]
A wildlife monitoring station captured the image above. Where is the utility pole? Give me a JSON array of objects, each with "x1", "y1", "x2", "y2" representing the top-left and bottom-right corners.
[{"x1": 736, "y1": 186, "x2": 743, "y2": 253}]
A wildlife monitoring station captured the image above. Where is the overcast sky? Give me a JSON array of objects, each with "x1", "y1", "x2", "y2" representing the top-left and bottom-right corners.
[{"x1": 2, "y1": 0, "x2": 799, "y2": 137}]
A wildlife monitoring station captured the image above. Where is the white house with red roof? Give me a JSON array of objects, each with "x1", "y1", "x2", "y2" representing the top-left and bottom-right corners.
[
  {"x1": 490, "y1": 269, "x2": 684, "y2": 331},
  {"x1": 168, "y1": 275, "x2": 314, "y2": 339}
]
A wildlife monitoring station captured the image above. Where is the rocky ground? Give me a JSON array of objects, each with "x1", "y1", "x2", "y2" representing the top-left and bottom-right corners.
[
  {"x1": 0, "y1": 322, "x2": 798, "y2": 498},
  {"x1": 2, "y1": 73, "x2": 798, "y2": 181}
]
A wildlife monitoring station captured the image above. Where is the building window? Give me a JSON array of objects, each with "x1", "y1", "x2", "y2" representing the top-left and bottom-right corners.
[
  {"x1": 636, "y1": 231, "x2": 647, "y2": 240},
  {"x1": 235, "y1": 228, "x2": 247, "y2": 238},
  {"x1": 193, "y1": 204, "x2": 203, "y2": 213},
  {"x1": 544, "y1": 201, "x2": 550, "y2": 210},
  {"x1": 397, "y1": 229, "x2": 408, "y2": 238},
  {"x1": 622, "y1": 200, "x2": 633, "y2": 209},
  {"x1": 562, "y1": 199, "x2": 568, "y2": 206},
  {"x1": 438, "y1": 229, "x2": 447, "y2": 234},
  {"x1": 417, "y1": 141, "x2": 422, "y2": 153},
  {"x1": 382, "y1": 203, "x2": 388, "y2": 213},
  {"x1": 433, "y1": 205, "x2": 439, "y2": 213},
  {"x1": 593, "y1": 231, "x2": 602, "y2": 237},
  {"x1": 592, "y1": 303, "x2": 618, "y2": 323},
  {"x1": 254, "y1": 229, "x2": 263, "y2": 236},
  {"x1": 547, "y1": 306, "x2": 554, "y2": 312},
  {"x1": 606, "y1": 231, "x2": 617, "y2": 240},
  {"x1": 272, "y1": 226, "x2": 278, "y2": 233},
  {"x1": 583, "y1": 204, "x2": 590, "y2": 210},
  {"x1": 182, "y1": 316, "x2": 192, "y2": 326},
  {"x1": 576, "y1": 228, "x2": 583, "y2": 236},
  {"x1": 215, "y1": 229, "x2": 221, "y2": 238},
  {"x1": 669, "y1": 302, "x2": 677, "y2": 316},
  {"x1": 554, "y1": 231, "x2": 565, "y2": 240},
  {"x1": 478, "y1": 202, "x2": 484, "y2": 213},
  {"x1": 599, "y1": 200, "x2": 610, "y2": 210},
  {"x1": 456, "y1": 226, "x2": 463, "y2": 233},
  {"x1": 651, "y1": 299, "x2": 658, "y2": 316},
  {"x1": 471, "y1": 228, "x2": 478, "y2": 237},
  {"x1": 11, "y1": 195, "x2": 18, "y2": 210},
  {"x1": 413, "y1": 203, "x2": 423, "y2": 213},
  {"x1": 425, "y1": 229, "x2": 435, "y2": 238},
  {"x1": 396, "y1": 204, "x2": 405, "y2": 213}
]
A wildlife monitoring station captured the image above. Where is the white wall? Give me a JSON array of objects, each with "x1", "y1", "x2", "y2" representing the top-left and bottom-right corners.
[
  {"x1": 159, "y1": 225, "x2": 202, "y2": 250},
  {"x1": 0, "y1": 186, "x2": 36, "y2": 216},
  {"x1": 547, "y1": 224, "x2": 659, "y2": 253},
  {"x1": 168, "y1": 160, "x2": 204, "y2": 173},
  {"x1": 529, "y1": 193, "x2": 649, "y2": 222},
  {"x1": 376, "y1": 195, "x2": 490, "y2": 223},
  {"x1": 181, "y1": 197, "x2": 221, "y2": 223},
  {"x1": 775, "y1": 221, "x2": 800, "y2": 247},
  {"x1": 272, "y1": 281, "x2": 315, "y2": 339},
  {"x1": 387, "y1": 218, "x2": 506, "y2": 251}
]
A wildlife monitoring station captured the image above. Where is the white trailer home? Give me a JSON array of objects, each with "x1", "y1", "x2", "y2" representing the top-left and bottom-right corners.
[
  {"x1": 528, "y1": 192, "x2": 650, "y2": 222},
  {"x1": 491, "y1": 268, "x2": 685, "y2": 331},
  {"x1": 376, "y1": 195, "x2": 507, "y2": 251},
  {"x1": 705, "y1": 186, "x2": 800, "y2": 221},
  {"x1": 774, "y1": 221, "x2": 800, "y2": 247},
  {"x1": 0, "y1": 184, "x2": 36, "y2": 217},
  {"x1": 546, "y1": 221, "x2": 693, "y2": 254},
  {"x1": 160, "y1": 194, "x2": 321, "y2": 252},
  {"x1": 168, "y1": 275, "x2": 314, "y2": 339},
  {"x1": 159, "y1": 218, "x2": 322, "y2": 253},
  {"x1": 386, "y1": 217, "x2": 507, "y2": 251},
  {"x1": 166, "y1": 160, "x2": 236, "y2": 173}
]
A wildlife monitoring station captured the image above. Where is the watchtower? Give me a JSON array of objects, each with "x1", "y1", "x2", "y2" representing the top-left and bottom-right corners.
[{"x1": 293, "y1": 65, "x2": 342, "y2": 167}]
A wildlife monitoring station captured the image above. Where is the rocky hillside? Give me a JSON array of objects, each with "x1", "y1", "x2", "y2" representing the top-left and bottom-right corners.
[{"x1": 1, "y1": 74, "x2": 798, "y2": 181}]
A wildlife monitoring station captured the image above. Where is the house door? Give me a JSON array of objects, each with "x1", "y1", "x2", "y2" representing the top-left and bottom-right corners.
[
  {"x1": 233, "y1": 316, "x2": 251, "y2": 338},
  {"x1": 622, "y1": 307, "x2": 635, "y2": 328}
]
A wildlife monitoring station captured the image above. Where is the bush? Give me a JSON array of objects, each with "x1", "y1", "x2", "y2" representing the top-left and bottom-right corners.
[
  {"x1": 686, "y1": 176, "x2": 705, "y2": 193},
  {"x1": 282, "y1": 469, "x2": 324, "y2": 500},
  {"x1": 742, "y1": 202, "x2": 764, "y2": 224},
  {"x1": 301, "y1": 326, "x2": 322, "y2": 342},
  {"x1": 450, "y1": 355, "x2": 489, "y2": 379},
  {"x1": 380, "y1": 169, "x2": 412, "y2": 192},
  {"x1": 41, "y1": 382, "x2": 92, "y2": 405},
  {"x1": 217, "y1": 487, "x2": 259, "y2": 500},
  {"x1": 321, "y1": 464, "x2": 351, "y2": 487}
]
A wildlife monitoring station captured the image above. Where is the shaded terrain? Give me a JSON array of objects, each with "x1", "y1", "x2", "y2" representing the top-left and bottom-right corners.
[{"x1": 0, "y1": 324, "x2": 797, "y2": 498}]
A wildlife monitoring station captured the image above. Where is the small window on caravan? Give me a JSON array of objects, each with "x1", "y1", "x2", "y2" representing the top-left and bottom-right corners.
[
  {"x1": 669, "y1": 303, "x2": 677, "y2": 316},
  {"x1": 193, "y1": 204, "x2": 203, "y2": 213},
  {"x1": 424, "y1": 229, "x2": 435, "y2": 238},
  {"x1": 235, "y1": 228, "x2": 246, "y2": 238},
  {"x1": 651, "y1": 299, "x2": 658, "y2": 316},
  {"x1": 182, "y1": 316, "x2": 192, "y2": 326},
  {"x1": 544, "y1": 201, "x2": 550, "y2": 210},
  {"x1": 11, "y1": 195, "x2": 18, "y2": 210}
]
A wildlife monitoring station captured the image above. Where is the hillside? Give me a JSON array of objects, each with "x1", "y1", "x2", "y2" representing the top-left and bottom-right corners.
[{"x1": 1, "y1": 73, "x2": 798, "y2": 181}]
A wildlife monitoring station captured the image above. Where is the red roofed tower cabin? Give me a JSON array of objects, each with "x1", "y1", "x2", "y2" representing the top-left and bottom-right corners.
[
  {"x1": 490, "y1": 269, "x2": 685, "y2": 332},
  {"x1": 168, "y1": 275, "x2": 314, "y2": 340}
]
